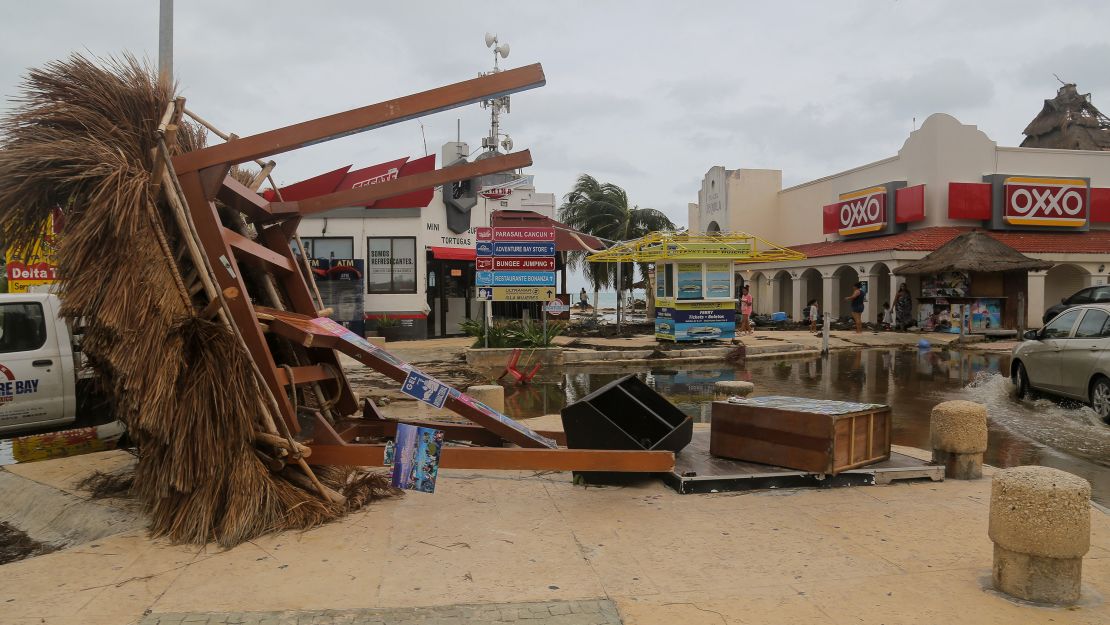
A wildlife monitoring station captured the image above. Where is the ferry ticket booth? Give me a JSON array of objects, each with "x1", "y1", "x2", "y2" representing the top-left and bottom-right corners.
[{"x1": 586, "y1": 231, "x2": 805, "y2": 342}]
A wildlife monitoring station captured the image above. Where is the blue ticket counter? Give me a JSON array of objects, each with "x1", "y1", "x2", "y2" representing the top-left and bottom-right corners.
[{"x1": 655, "y1": 260, "x2": 736, "y2": 341}]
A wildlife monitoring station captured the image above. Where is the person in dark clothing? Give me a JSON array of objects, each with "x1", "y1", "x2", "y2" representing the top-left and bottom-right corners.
[{"x1": 844, "y1": 282, "x2": 865, "y2": 334}]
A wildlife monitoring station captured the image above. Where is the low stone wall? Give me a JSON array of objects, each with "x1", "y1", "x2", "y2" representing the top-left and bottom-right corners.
[{"x1": 465, "y1": 347, "x2": 564, "y2": 368}]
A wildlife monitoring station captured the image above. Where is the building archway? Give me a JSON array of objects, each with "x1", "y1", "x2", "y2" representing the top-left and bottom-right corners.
[
  {"x1": 773, "y1": 270, "x2": 793, "y2": 317},
  {"x1": 801, "y1": 268, "x2": 822, "y2": 319},
  {"x1": 834, "y1": 265, "x2": 860, "y2": 319},
  {"x1": 1044, "y1": 264, "x2": 1090, "y2": 318},
  {"x1": 706, "y1": 221, "x2": 721, "y2": 233},
  {"x1": 869, "y1": 262, "x2": 892, "y2": 324},
  {"x1": 747, "y1": 270, "x2": 767, "y2": 314}
]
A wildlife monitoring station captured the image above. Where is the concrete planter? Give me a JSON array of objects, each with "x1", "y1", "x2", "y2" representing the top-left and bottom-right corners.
[{"x1": 465, "y1": 347, "x2": 564, "y2": 368}]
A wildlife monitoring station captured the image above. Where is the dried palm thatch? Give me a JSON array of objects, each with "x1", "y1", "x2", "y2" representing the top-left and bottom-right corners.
[
  {"x1": 893, "y1": 231, "x2": 1054, "y2": 275},
  {"x1": 0, "y1": 54, "x2": 395, "y2": 547}
]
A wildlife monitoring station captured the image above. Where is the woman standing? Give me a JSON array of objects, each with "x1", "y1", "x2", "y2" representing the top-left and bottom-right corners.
[
  {"x1": 740, "y1": 284, "x2": 753, "y2": 335},
  {"x1": 893, "y1": 283, "x2": 913, "y2": 330},
  {"x1": 844, "y1": 282, "x2": 865, "y2": 334}
]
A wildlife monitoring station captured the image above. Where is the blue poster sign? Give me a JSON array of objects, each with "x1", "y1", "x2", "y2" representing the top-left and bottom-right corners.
[
  {"x1": 400, "y1": 370, "x2": 449, "y2": 408},
  {"x1": 491, "y1": 271, "x2": 556, "y2": 286},
  {"x1": 492, "y1": 241, "x2": 556, "y2": 257},
  {"x1": 476, "y1": 271, "x2": 494, "y2": 286},
  {"x1": 390, "y1": 424, "x2": 443, "y2": 493},
  {"x1": 656, "y1": 306, "x2": 736, "y2": 342}
]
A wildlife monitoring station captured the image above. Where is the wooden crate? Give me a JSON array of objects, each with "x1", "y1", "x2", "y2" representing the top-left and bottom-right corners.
[{"x1": 710, "y1": 398, "x2": 891, "y2": 475}]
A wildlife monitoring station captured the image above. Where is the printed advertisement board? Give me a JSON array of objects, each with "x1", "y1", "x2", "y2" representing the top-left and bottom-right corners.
[
  {"x1": 5, "y1": 210, "x2": 61, "y2": 293},
  {"x1": 676, "y1": 263, "x2": 703, "y2": 300},
  {"x1": 705, "y1": 261, "x2": 732, "y2": 298},
  {"x1": 655, "y1": 305, "x2": 736, "y2": 342}
]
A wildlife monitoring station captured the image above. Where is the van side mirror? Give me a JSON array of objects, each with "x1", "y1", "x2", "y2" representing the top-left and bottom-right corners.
[{"x1": 1022, "y1": 329, "x2": 1040, "y2": 341}]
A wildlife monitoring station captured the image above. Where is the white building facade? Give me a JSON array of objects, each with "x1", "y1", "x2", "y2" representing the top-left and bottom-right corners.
[
  {"x1": 690, "y1": 114, "x2": 1110, "y2": 327},
  {"x1": 286, "y1": 142, "x2": 556, "y2": 339}
]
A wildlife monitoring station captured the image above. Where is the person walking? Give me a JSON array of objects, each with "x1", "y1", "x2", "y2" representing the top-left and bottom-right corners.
[
  {"x1": 740, "y1": 284, "x2": 753, "y2": 335},
  {"x1": 845, "y1": 282, "x2": 865, "y2": 334},
  {"x1": 807, "y1": 299, "x2": 819, "y2": 332},
  {"x1": 893, "y1": 283, "x2": 913, "y2": 330}
]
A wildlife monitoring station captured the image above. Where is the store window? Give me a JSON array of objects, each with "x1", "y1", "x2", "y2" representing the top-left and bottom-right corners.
[
  {"x1": 297, "y1": 237, "x2": 354, "y2": 262},
  {"x1": 367, "y1": 236, "x2": 417, "y2": 294}
]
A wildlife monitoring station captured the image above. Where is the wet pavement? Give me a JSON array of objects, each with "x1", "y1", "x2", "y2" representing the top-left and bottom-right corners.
[{"x1": 489, "y1": 347, "x2": 1110, "y2": 506}]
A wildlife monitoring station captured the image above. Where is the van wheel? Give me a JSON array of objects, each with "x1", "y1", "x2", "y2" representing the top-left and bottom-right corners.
[
  {"x1": 1015, "y1": 362, "x2": 1032, "y2": 400},
  {"x1": 1089, "y1": 377, "x2": 1110, "y2": 423}
]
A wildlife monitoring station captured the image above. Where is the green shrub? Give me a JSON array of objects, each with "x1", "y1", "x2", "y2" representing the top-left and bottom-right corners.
[{"x1": 461, "y1": 318, "x2": 565, "y2": 348}]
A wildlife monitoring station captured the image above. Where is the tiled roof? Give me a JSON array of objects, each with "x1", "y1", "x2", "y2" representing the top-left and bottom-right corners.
[{"x1": 788, "y1": 227, "x2": 1110, "y2": 258}]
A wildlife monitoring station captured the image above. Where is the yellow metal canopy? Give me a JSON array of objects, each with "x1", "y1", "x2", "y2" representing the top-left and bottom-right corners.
[{"x1": 586, "y1": 231, "x2": 806, "y2": 263}]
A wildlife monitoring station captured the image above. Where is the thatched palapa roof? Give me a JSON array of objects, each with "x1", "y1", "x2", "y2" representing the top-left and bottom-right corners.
[
  {"x1": 1021, "y1": 83, "x2": 1110, "y2": 151},
  {"x1": 893, "y1": 231, "x2": 1053, "y2": 275}
]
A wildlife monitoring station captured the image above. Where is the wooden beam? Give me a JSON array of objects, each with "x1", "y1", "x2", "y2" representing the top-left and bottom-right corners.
[
  {"x1": 274, "y1": 364, "x2": 335, "y2": 386},
  {"x1": 177, "y1": 171, "x2": 299, "y2": 433},
  {"x1": 172, "y1": 64, "x2": 546, "y2": 173},
  {"x1": 342, "y1": 420, "x2": 567, "y2": 447},
  {"x1": 217, "y1": 176, "x2": 275, "y2": 221},
  {"x1": 297, "y1": 150, "x2": 533, "y2": 216},
  {"x1": 307, "y1": 444, "x2": 675, "y2": 472},
  {"x1": 222, "y1": 227, "x2": 295, "y2": 273}
]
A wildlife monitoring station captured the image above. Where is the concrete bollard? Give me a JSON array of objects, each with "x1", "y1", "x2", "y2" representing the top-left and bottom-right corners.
[
  {"x1": 988, "y1": 466, "x2": 1091, "y2": 604},
  {"x1": 714, "y1": 380, "x2": 755, "y2": 399},
  {"x1": 466, "y1": 384, "x2": 505, "y2": 413},
  {"x1": 930, "y1": 400, "x2": 988, "y2": 479}
]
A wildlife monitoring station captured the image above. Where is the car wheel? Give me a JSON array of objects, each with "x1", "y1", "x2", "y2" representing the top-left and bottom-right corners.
[
  {"x1": 1089, "y1": 377, "x2": 1110, "y2": 423},
  {"x1": 1015, "y1": 362, "x2": 1032, "y2": 400}
]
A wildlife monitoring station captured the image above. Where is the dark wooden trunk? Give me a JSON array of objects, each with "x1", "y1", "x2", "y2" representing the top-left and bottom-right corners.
[{"x1": 710, "y1": 400, "x2": 891, "y2": 474}]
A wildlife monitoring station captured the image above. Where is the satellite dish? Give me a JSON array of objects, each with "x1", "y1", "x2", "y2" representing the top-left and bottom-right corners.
[
  {"x1": 484, "y1": 33, "x2": 497, "y2": 48},
  {"x1": 497, "y1": 43, "x2": 510, "y2": 58}
]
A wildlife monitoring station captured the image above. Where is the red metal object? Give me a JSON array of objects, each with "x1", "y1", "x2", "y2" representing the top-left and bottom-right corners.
[
  {"x1": 948, "y1": 182, "x2": 992, "y2": 220},
  {"x1": 430, "y1": 246, "x2": 477, "y2": 261},
  {"x1": 496, "y1": 348, "x2": 542, "y2": 385},
  {"x1": 895, "y1": 184, "x2": 926, "y2": 223},
  {"x1": 490, "y1": 210, "x2": 603, "y2": 251}
]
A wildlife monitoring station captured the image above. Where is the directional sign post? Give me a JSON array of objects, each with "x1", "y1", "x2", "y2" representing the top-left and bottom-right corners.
[{"x1": 475, "y1": 225, "x2": 558, "y2": 304}]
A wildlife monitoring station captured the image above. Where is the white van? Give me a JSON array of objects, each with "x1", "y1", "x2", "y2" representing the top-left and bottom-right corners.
[{"x1": 0, "y1": 293, "x2": 79, "y2": 434}]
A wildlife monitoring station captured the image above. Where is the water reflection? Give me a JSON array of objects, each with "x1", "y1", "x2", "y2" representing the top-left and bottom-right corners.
[{"x1": 491, "y1": 347, "x2": 1109, "y2": 505}]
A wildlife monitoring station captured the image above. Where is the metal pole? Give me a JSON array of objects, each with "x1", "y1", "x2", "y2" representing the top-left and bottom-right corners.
[
  {"x1": 822, "y1": 312, "x2": 830, "y2": 355},
  {"x1": 158, "y1": 0, "x2": 173, "y2": 88},
  {"x1": 616, "y1": 262, "x2": 622, "y2": 335},
  {"x1": 484, "y1": 300, "x2": 489, "y2": 348},
  {"x1": 543, "y1": 306, "x2": 548, "y2": 346}
]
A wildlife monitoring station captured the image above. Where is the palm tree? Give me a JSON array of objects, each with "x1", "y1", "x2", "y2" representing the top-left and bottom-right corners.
[{"x1": 558, "y1": 174, "x2": 675, "y2": 321}]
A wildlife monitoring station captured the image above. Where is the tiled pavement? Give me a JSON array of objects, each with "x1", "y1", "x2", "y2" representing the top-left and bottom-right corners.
[{"x1": 140, "y1": 599, "x2": 622, "y2": 625}]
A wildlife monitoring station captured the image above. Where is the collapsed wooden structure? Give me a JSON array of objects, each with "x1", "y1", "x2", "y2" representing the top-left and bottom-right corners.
[{"x1": 165, "y1": 63, "x2": 675, "y2": 489}]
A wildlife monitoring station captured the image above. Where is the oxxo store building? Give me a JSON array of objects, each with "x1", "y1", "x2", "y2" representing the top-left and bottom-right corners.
[
  {"x1": 690, "y1": 113, "x2": 1110, "y2": 327},
  {"x1": 269, "y1": 141, "x2": 558, "y2": 339}
]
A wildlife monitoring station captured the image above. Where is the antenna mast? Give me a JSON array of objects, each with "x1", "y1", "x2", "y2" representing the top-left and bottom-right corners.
[{"x1": 481, "y1": 33, "x2": 513, "y2": 153}]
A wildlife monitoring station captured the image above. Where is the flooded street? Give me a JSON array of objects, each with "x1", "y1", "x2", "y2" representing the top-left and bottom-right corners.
[{"x1": 497, "y1": 347, "x2": 1110, "y2": 505}]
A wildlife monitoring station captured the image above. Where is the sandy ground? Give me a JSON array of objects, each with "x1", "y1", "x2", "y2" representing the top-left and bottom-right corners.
[{"x1": 0, "y1": 433, "x2": 1107, "y2": 625}]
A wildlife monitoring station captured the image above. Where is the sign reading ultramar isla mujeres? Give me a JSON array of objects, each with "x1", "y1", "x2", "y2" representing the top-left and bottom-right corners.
[{"x1": 475, "y1": 226, "x2": 556, "y2": 301}]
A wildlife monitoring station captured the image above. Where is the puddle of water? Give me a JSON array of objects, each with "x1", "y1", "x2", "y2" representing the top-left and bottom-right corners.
[{"x1": 488, "y1": 347, "x2": 1110, "y2": 506}]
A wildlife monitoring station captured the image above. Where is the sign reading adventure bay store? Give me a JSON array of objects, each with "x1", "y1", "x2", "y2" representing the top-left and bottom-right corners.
[
  {"x1": 984, "y1": 174, "x2": 1091, "y2": 232},
  {"x1": 475, "y1": 226, "x2": 557, "y2": 301}
]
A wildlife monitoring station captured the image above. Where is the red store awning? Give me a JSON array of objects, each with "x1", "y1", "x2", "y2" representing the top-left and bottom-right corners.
[{"x1": 429, "y1": 246, "x2": 476, "y2": 261}]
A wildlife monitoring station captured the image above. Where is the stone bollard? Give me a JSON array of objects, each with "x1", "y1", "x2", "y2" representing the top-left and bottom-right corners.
[
  {"x1": 466, "y1": 384, "x2": 505, "y2": 413},
  {"x1": 714, "y1": 380, "x2": 754, "y2": 399},
  {"x1": 989, "y1": 466, "x2": 1091, "y2": 604},
  {"x1": 930, "y1": 400, "x2": 988, "y2": 479}
]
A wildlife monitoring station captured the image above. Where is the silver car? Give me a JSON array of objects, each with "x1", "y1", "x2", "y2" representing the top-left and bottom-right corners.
[{"x1": 1011, "y1": 303, "x2": 1110, "y2": 421}]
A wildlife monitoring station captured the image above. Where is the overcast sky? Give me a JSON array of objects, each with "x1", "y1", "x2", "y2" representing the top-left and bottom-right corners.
[{"x1": 3, "y1": 1, "x2": 1109, "y2": 291}]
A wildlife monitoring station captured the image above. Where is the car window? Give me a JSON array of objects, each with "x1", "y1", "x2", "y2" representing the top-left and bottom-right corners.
[
  {"x1": 1068, "y1": 288, "x2": 1094, "y2": 304},
  {"x1": 1094, "y1": 286, "x2": 1110, "y2": 303},
  {"x1": 1042, "y1": 308, "x2": 1081, "y2": 339},
  {"x1": 0, "y1": 303, "x2": 47, "y2": 353},
  {"x1": 1075, "y1": 309, "x2": 1110, "y2": 338}
]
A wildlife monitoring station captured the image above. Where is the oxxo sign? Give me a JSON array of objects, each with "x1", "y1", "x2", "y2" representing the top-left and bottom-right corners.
[
  {"x1": 835, "y1": 186, "x2": 887, "y2": 236},
  {"x1": 1003, "y1": 177, "x2": 1087, "y2": 228}
]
